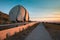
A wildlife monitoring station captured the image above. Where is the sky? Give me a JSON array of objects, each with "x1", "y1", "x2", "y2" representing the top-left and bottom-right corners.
[{"x1": 0, "y1": 0, "x2": 60, "y2": 22}]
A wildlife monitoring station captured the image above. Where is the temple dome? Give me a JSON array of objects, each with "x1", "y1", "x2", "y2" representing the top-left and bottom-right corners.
[{"x1": 9, "y1": 5, "x2": 29, "y2": 22}]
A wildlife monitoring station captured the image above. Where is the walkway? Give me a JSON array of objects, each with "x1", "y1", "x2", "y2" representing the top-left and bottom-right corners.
[{"x1": 25, "y1": 23, "x2": 52, "y2": 40}]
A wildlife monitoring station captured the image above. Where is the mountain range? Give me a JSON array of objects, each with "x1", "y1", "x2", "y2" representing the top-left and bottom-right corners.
[{"x1": 0, "y1": 11, "x2": 11, "y2": 24}]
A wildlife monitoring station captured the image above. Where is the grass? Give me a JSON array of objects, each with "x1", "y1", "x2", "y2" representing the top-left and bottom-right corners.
[{"x1": 44, "y1": 22, "x2": 60, "y2": 40}]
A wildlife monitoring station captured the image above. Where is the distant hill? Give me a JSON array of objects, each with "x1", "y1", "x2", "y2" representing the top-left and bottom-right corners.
[{"x1": 0, "y1": 11, "x2": 11, "y2": 24}]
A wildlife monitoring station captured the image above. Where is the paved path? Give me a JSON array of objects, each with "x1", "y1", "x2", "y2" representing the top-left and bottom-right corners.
[{"x1": 25, "y1": 23, "x2": 52, "y2": 40}]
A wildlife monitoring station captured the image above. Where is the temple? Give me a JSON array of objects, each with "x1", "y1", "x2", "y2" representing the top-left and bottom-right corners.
[{"x1": 9, "y1": 5, "x2": 29, "y2": 22}]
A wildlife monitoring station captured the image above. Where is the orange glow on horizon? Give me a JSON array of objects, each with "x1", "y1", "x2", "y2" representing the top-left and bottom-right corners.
[
  {"x1": 30, "y1": 12, "x2": 60, "y2": 23},
  {"x1": 30, "y1": 17, "x2": 60, "y2": 22}
]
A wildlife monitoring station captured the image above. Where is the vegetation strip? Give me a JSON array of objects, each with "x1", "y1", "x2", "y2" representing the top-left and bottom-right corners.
[{"x1": 43, "y1": 22, "x2": 60, "y2": 40}]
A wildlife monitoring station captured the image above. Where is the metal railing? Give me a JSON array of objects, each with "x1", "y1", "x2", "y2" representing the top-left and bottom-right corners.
[
  {"x1": 0, "y1": 22, "x2": 29, "y2": 31},
  {"x1": 0, "y1": 22, "x2": 29, "y2": 26}
]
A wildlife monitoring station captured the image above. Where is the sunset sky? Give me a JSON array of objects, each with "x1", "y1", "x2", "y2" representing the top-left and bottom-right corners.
[{"x1": 0, "y1": 0, "x2": 60, "y2": 22}]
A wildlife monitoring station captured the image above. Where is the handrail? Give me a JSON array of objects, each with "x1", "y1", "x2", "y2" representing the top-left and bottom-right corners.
[
  {"x1": 0, "y1": 22, "x2": 29, "y2": 31},
  {"x1": 0, "y1": 22, "x2": 28, "y2": 27}
]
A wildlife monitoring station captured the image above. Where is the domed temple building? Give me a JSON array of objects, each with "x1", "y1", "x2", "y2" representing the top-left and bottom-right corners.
[{"x1": 9, "y1": 5, "x2": 29, "y2": 22}]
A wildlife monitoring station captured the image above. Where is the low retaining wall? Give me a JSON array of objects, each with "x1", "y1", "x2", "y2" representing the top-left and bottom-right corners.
[{"x1": 0, "y1": 22, "x2": 38, "y2": 40}]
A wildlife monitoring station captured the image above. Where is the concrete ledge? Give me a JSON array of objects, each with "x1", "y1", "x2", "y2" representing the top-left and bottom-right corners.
[{"x1": 0, "y1": 22, "x2": 38, "y2": 40}]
